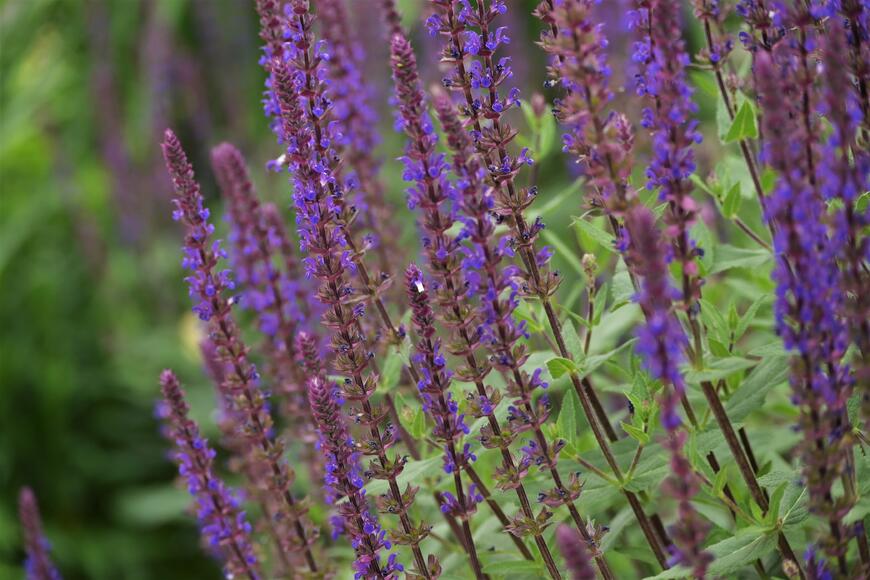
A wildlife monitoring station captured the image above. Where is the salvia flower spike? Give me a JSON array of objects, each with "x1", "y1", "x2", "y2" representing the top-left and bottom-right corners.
[
  {"x1": 307, "y1": 376, "x2": 403, "y2": 579},
  {"x1": 624, "y1": 206, "x2": 712, "y2": 577},
  {"x1": 404, "y1": 264, "x2": 484, "y2": 578},
  {"x1": 269, "y1": 18, "x2": 435, "y2": 574},
  {"x1": 161, "y1": 129, "x2": 319, "y2": 572},
  {"x1": 555, "y1": 524, "x2": 595, "y2": 580},
  {"x1": 157, "y1": 370, "x2": 261, "y2": 580},
  {"x1": 756, "y1": 47, "x2": 853, "y2": 569},
  {"x1": 19, "y1": 487, "x2": 62, "y2": 580}
]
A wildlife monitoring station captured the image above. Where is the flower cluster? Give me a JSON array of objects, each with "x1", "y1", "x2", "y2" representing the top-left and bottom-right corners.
[
  {"x1": 270, "y1": 3, "x2": 433, "y2": 575},
  {"x1": 756, "y1": 45, "x2": 853, "y2": 563},
  {"x1": 18, "y1": 487, "x2": 62, "y2": 580},
  {"x1": 536, "y1": 0, "x2": 635, "y2": 208},
  {"x1": 624, "y1": 205, "x2": 712, "y2": 577},
  {"x1": 156, "y1": 370, "x2": 260, "y2": 580},
  {"x1": 307, "y1": 376, "x2": 403, "y2": 579},
  {"x1": 555, "y1": 524, "x2": 596, "y2": 580},
  {"x1": 162, "y1": 129, "x2": 318, "y2": 571},
  {"x1": 634, "y1": 0, "x2": 703, "y2": 305}
]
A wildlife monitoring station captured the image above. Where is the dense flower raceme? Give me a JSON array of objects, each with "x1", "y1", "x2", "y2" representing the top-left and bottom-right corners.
[
  {"x1": 156, "y1": 370, "x2": 260, "y2": 580},
  {"x1": 632, "y1": 0, "x2": 704, "y2": 307},
  {"x1": 307, "y1": 376, "x2": 403, "y2": 579},
  {"x1": 18, "y1": 487, "x2": 62, "y2": 580},
  {"x1": 161, "y1": 129, "x2": 320, "y2": 571},
  {"x1": 404, "y1": 264, "x2": 484, "y2": 575},
  {"x1": 211, "y1": 144, "x2": 312, "y2": 423},
  {"x1": 269, "y1": 11, "x2": 435, "y2": 573},
  {"x1": 624, "y1": 205, "x2": 712, "y2": 577},
  {"x1": 317, "y1": 0, "x2": 398, "y2": 271},
  {"x1": 536, "y1": 0, "x2": 635, "y2": 208},
  {"x1": 820, "y1": 19, "x2": 870, "y2": 419},
  {"x1": 756, "y1": 48, "x2": 853, "y2": 561}
]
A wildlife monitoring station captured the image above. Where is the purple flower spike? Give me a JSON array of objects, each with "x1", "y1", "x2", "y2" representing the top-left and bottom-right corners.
[
  {"x1": 624, "y1": 205, "x2": 712, "y2": 578},
  {"x1": 555, "y1": 524, "x2": 595, "y2": 580},
  {"x1": 307, "y1": 376, "x2": 402, "y2": 579},
  {"x1": 756, "y1": 47, "x2": 854, "y2": 563},
  {"x1": 18, "y1": 487, "x2": 62, "y2": 580},
  {"x1": 634, "y1": 0, "x2": 703, "y2": 302},
  {"x1": 537, "y1": 0, "x2": 635, "y2": 208},
  {"x1": 157, "y1": 370, "x2": 260, "y2": 580},
  {"x1": 161, "y1": 129, "x2": 318, "y2": 572}
]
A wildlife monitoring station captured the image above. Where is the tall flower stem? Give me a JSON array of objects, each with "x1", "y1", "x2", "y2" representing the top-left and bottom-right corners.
[
  {"x1": 161, "y1": 130, "x2": 318, "y2": 572},
  {"x1": 270, "y1": 51, "x2": 435, "y2": 578},
  {"x1": 431, "y1": 0, "x2": 667, "y2": 568},
  {"x1": 157, "y1": 371, "x2": 261, "y2": 580},
  {"x1": 389, "y1": 25, "x2": 556, "y2": 570},
  {"x1": 405, "y1": 264, "x2": 485, "y2": 579}
]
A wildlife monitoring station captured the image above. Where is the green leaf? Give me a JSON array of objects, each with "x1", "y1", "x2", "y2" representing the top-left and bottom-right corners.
[
  {"x1": 482, "y1": 560, "x2": 546, "y2": 576},
  {"x1": 610, "y1": 267, "x2": 635, "y2": 309},
  {"x1": 581, "y1": 339, "x2": 637, "y2": 380},
  {"x1": 690, "y1": 70, "x2": 719, "y2": 97},
  {"x1": 364, "y1": 456, "x2": 442, "y2": 495},
  {"x1": 562, "y1": 319, "x2": 585, "y2": 362},
  {"x1": 734, "y1": 294, "x2": 771, "y2": 341},
  {"x1": 706, "y1": 528, "x2": 777, "y2": 575},
  {"x1": 685, "y1": 357, "x2": 756, "y2": 384},
  {"x1": 691, "y1": 220, "x2": 716, "y2": 274},
  {"x1": 592, "y1": 280, "x2": 609, "y2": 325},
  {"x1": 547, "y1": 357, "x2": 579, "y2": 379},
  {"x1": 699, "y1": 298, "x2": 729, "y2": 345},
  {"x1": 710, "y1": 244, "x2": 771, "y2": 274},
  {"x1": 621, "y1": 421, "x2": 650, "y2": 444},
  {"x1": 765, "y1": 482, "x2": 787, "y2": 527},
  {"x1": 724, "y1": 100, "x2": 759, "y2": 143},
  {"x1": 572, "y1": 215, "x2": 616, "y2": 251},
  {"x1": 379, "y1": 349, "x2": 404, "y2": 393},
  {"x1": 725, "y1": 355, "x2": 790, "y2": 422},
  {"x1": 722, "y1": 181, "x2": 742, "y2": 218},
  {"x1": 558, "y1": 387, "x2": 582, "y2": 449}
]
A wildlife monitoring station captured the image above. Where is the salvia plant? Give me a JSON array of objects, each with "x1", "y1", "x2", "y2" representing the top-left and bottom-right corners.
[{"x1": 18, "y1": 0, "x2": 870, "y2": 578}]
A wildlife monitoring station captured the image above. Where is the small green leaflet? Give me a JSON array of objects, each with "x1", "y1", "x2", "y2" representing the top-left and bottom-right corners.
[
  {"x1": 364, "y1": 456, "x2": 442, "y2": 495},
  {"x1": 724, "y1": 100, "x2": 759, "y2": 143},
  {"x1": 546, "y1": 356, "x2": 579, "y2": 378},
  {"x1": 558, "y1": 387, "x2": 582, "y2": 449},
  {"x1": 645, "y1": 527, "x2": 777, "y2": 579},
  {"x1": 621, "y1": 421, "x2": 649, "y2": 444},
  {"x1": 710, "y1": 244, "x2": 771, "y2": 274},
  {"x1": 684, "y1": 357, "x2": 756, "y2": 384},
  {"x1": 725, "y1": 355, "x2": 790, "y2": 422},
  {"x1": 572, "y1": 215, "x2": 616, "y2": 251},
  {"x1": 562, "y1": 319, "x2": 585, "y2": 362},
  {"x1": 722, "y1": 181, "x2": 742, "y2": 218}
]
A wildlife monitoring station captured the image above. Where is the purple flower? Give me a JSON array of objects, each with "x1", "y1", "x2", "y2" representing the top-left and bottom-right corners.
[
  {"x1": 157, "y1": 370, "x2": 260, "y2": 580},
  {"x1": 624, "y1": 205, "x2": 712, "y2": 577},
  {"x1": 537, "y1": 0, "x2": 635, "y2": 207},
  {"x1": 307, "y1": 376, "x2": 402, "y2": 579},
  {"x1": 161, "y1": 129, "x2": 317, "y2": 571},
  {"x1": 555, "y1": 524, "x2": 595, "y2": 580},
  {"x1": 18, "y1": 487, "x2": 62, "y2": 580},
  {"x1": 756, "y1": 47, "x2": 853, "y2": 555}
]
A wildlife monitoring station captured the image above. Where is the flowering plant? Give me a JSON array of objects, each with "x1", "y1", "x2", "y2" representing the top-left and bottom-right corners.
[{"x1": 17, "y1": 1, "x2": 869, "y2": 578}]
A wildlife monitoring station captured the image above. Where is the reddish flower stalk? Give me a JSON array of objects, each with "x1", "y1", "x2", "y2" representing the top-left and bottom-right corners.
[
  {"x1": 157, "y1": 370, "x2": 261, "y2": 580},
  {"x1": 428, "y1": 0, "x2": 666, "y2": 568},
  {"x1": 307, "y1": 376, "x2": 403, "y2": 579},
  {"x1": 318, "y1": 0, "x2": 399, "y2": 277},
  {"x1": 18, "y1": 487, "x2": 62, "y2": 580},
  {"x1": 161, "y1": 129, "x2": 319, "y2": 572},
  {"x1": 269, "y1": 52, "x2": 436, "y2": 578},
  {"x1": 838, "y1": 0, "x2": 870, "y2": 138},
  {"x1": 211, "y1": 143, "x2": 312, "y2": 434}
]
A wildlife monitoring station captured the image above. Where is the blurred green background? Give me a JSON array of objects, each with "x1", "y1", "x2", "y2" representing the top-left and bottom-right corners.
[{"x1": 0, "y1": 0, "x2": 747, "y2": 577}]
